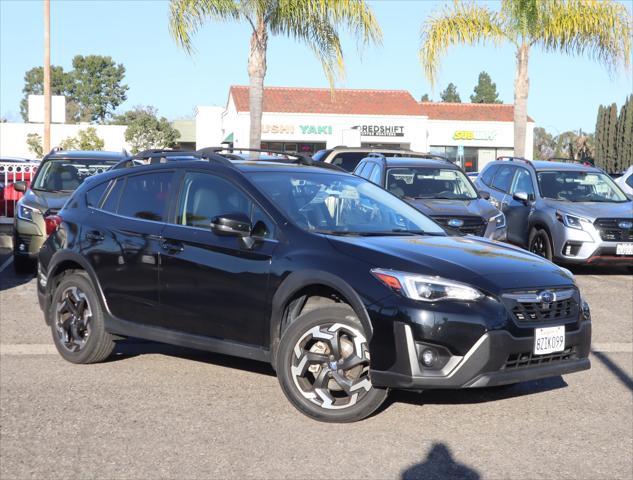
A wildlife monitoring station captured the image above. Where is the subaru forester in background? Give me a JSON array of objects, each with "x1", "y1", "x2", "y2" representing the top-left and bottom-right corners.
[
  {"x1": 37, "y1": 149, "x2": 591, "y2": 423},
  {"x1": 354, "y1": 154, "x2": 506, "y2": 241},
  {"x1": 13, "y1": 150, "x2": 125, "y2": 272},
  {"x1": 476, "y1": 158, "x2": 633, "y2": 266}
]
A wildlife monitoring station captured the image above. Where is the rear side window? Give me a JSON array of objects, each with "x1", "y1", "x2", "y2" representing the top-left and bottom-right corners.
[
  {"x1": 369, "y1": 164, "x2": 382, "y2": 185},
  {"x1": 86, "y1": 181, "x2": 110, "y2": 208},
  {"x1": 117, "y1": 172, "x2": 174, "y2": 222},
  {"x1": 479, "y1": 165, "x2": 497, "y2": 186},
  {"x1": 491, "y1": 165, "x2": 516, "y2": 193},
  {"x1": 330, "y1": 152, "x2": 366, "y2": 171},
  {"x1": 626, "y1": 175, "x2": 633, "y2": 188},
  {"x1": 101, "y1": 179, "x2": 124, "y2": 213}
]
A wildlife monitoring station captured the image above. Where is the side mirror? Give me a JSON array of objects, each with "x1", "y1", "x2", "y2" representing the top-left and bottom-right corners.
[
  {"x1": 13, "y1": 181, "x2": 27, "y2": 193},
  {"x1": 211, "y1": 213, "x2": 252, "y2": 237},
  {"x1": 478, "y1": 190, "x2": 490, "y2": 200},
  {"x1": 512, "y1": 191, "x2": 530, "y2": 204}
]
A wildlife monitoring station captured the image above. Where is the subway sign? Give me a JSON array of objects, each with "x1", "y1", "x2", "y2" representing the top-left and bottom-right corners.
[{"x1": 453, "y1": 130, "x2": 497, "y2": 141}]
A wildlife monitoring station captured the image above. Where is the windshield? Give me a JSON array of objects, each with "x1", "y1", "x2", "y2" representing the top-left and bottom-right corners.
[
  {"x1": 537, "y1": 170, "x2": 628, "y2": 203},
  {"x1": 33, "y1": 158, "x2": 117, "y2": 192},
  {"x1": 386, "y1": 167, "x2": 478, "y2": 200},
  {"x1": 248, "y1": 171, "x2": 446, "y2": 236}
]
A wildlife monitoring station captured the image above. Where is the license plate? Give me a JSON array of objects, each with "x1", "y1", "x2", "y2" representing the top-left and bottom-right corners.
[
  {"x1": 616, "y1": 243, "x2": 633, "y2": 255},
  {"x1": 534, "y1": 326, "x2": 565, "y2": 355}
]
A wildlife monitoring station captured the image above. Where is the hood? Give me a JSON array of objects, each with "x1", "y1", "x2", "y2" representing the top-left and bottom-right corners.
[
  {"x1": 404, "y1": 198, "x2": 498, "y2": 220},
  {"x1": 328, "y1": 234, "x2": 573, "y2": 294},
  {"x1": 542, "y1": 198, "x2": 633, "y2": 220},
  {"x1": 21, "y1": 189, "x2": 71, "y2": 213}
]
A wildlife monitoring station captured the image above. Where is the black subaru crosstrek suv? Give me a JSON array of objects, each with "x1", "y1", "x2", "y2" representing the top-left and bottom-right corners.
[{"x1": 37, "y1": 149, "x2": 591, "y2": 422}]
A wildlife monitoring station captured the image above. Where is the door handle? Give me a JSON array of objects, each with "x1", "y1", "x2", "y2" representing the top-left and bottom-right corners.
[
  {"x1": 86, "y1": 230, "x2": 104, "y2": 242},
  {"x1": 160, "y1": 240, "x2": 184, "y2": 253}
]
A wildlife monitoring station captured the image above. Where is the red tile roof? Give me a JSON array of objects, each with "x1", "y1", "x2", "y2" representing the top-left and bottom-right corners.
[
  {"x1": 420, "y1": 101, "x2": 534, "y2": 122},
  {"x1": 229, "y1": 85, "x2": 422, "y2": 116}
]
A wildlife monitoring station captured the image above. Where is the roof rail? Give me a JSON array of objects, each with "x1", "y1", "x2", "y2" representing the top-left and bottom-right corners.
[
  {"x1": 197, "y1": 147, "x2": 345, "y2": 171},
  {"x1": 113, "y1": 148, "x2": 233, "y2": 170},
  {"x1": 547, "y1": 157, "x2": 594, "y2": 167},
  {"x1": 496, "y1": 156, "x2": 535, "y2": 169}
]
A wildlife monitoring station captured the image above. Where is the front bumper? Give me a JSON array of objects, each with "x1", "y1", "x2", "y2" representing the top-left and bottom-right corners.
[
  {"x1": 370, "y1": 320, "x2": 591, "y2": 389},
  {"x1": 13, "y1": 217, "x2": 45, "y2": 258},
  {"x1": 551, "y1": 221, "x2": 633, "y2": 265}
]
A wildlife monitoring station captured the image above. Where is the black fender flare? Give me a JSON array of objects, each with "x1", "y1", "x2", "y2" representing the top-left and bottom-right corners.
[
  {"x1": 268, "y1": 270, "x2": 373, "y2": 357},
  {"x1": 45, "y1": 251, "x2": 110, "y2": 316}
]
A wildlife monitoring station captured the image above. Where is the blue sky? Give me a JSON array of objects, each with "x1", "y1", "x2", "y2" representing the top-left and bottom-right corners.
[{"x1": 1, "y1": 0, "x2": 631, "y2": 134}]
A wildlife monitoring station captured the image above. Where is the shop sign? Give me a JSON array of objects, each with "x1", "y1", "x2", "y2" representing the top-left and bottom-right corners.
[
  {"x1": 262, "y1": 124, "x2": 295, "y2": 134},
  {"x1": 299, "y1": 125, "x2": 333, "y2": 135},
  {"x1": 360, "y1": 125, "x2": 404, "y2": 137},
  {"x1": 453, "y1": 130, "x2": 496, "y2": 141},
  {"x1": 262, "y1": 124, "x2": 333, "y2": 135}
]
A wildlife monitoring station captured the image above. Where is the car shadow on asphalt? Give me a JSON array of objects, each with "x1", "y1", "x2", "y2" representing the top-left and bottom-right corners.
[
  {"x1": 382, "y1": 376, "x2": 568, "y2": 410},
  {"x1": 567, "y1": 264, "x2": 631, "y2": 276},
  {"x1": 0, "y1": 269, "x2": 35, "y2": 291},
  {"x1": 108, "y1": 339, "x2": 276, "y2": 376},
  {"x1": 401, "y1": 443, "x2": 480, "y2": 480}
]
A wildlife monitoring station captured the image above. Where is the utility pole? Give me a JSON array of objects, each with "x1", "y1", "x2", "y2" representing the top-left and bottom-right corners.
[{"x1": 43, "y1": 0, "x2": 51, "y2": 152}]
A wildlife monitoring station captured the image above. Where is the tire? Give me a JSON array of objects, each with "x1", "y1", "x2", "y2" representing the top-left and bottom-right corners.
[
  {"x1": 13, "y1": 254, "x2": 34, "y2": 274},
  {"x1": 528, "y1": 228, "x2": 553, "y2": 262},
  {"x1": 275, "y1": 304, "x2": 388, "y2": 423},
  {"x1": 48, "y1": 270, "x2": 115, "y2": 364}
]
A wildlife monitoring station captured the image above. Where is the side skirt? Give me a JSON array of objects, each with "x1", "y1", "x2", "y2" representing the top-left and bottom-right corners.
[{"x1": 104, "y1": 314, "x2": 271, "y2": 363}]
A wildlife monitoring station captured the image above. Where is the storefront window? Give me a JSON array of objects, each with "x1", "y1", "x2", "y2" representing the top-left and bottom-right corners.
[{"x1": 261, "y1": 142, "x2": 326, "y2": 155}]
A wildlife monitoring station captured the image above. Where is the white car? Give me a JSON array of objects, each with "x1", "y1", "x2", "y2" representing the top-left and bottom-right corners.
[{"x1": 615, "y1": 165, "x2": 633, "y2": 196}]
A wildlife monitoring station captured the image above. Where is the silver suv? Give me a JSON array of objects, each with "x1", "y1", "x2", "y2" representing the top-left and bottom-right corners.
[
  {"x1": 475, "y1": 158, "x2": 633, "y2": 265},
  {"x1": 313, "y1": 147, "x2": 433, "y2": 172}
]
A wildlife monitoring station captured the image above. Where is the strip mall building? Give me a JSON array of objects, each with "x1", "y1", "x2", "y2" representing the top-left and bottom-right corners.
[{"x1": 196, "y1": 86, "x2": 534, "y2": 172}]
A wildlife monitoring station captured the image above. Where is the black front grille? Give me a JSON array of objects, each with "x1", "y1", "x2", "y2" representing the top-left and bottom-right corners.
[
  {"x1": 512, "y1": 298, "x2": 574, "y2": 323},
  {"x1": 594, "y1": 218, "x2": 633, "y2": 241},
  {"x1": 431, "y1": 216, "x2": 486, "y2": 236},
  {"x1": 503, "y1": 347, "x2": 576, "y2": 369}
]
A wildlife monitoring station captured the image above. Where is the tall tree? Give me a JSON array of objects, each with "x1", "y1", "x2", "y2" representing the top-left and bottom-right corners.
[
  {"x1": 169, "y1": 0, "x2": 382, "y2": 149},
  {"x1": 470, "y1": 71, "x2": 501, "y2": 103},
  {"x1": 420, "y1": 0, "x2": 631, "y2": 158},
  {"x1": 594, "y1": 105, "x2": 606, "y2": 169},
  {"x1": 606, "y1": 103, "x2": 618, "y2": 173},
  {"x1": 71, "y1": 55, "x2": 128, "y2": 123},
  {"x1": 533, "y1": 126, "x2": 555, "y2": 160},
  {"x1": 19, "y1": 66, "x2": 73, "y2": 121},
  {"x1": 440, "y1": 82, "x2": 461, "y2": 102}
]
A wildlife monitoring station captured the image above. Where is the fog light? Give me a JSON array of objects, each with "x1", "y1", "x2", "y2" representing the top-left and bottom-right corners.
[{"x1": 421, "y1": 349, "x2": 436, "y2": 367}]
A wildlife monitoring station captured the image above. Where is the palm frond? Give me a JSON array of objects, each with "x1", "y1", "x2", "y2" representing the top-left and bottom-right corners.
[
  {"x1": 420, "y1": 1, "x2": 507, "y2": 87},
  {"x1": 169, "y1": 0, "x2": 242, "y2": 54},
  {"x1": 536, "y1": 0, "x2": 632, "y2": 72}
]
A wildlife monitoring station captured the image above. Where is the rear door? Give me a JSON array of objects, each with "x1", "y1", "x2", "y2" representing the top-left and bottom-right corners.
[
  {"x1": 158, "y1": 170, "x2": 277, "y2": 346},
  {"x1": 83, "y1": 170, "x2": 175, "y2": 325}
]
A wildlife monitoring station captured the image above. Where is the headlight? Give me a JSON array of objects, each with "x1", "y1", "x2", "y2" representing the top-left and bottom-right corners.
[
  {"x1": 556, "y1": 211, "x2": 590, "y2": 230},
  {"x1": 17, "y1": 203, "x2": 40, "y2": 222},
  {"x1": 491, "y1": 212, "x2": 506, "y2": 229},
  {"x1": 371, "y1": 268, "x2": 483, "y2": 302}
]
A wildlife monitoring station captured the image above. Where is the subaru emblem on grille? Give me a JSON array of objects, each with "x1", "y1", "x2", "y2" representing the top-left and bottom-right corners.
[
  {"x1": 537, "y1": 290, "x2": 556, "y2": 305},
  {"x1": 618, "y1": 221, "x2": 633, "y2": 230},
  {"x1": 448, "y1": 218, "x2": 464, "y2": 228}
]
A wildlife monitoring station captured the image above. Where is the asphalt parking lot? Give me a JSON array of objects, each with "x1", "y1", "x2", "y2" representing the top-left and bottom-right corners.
[{"x1": 0, "y1": 241, "x2": 631, "y2": 479}]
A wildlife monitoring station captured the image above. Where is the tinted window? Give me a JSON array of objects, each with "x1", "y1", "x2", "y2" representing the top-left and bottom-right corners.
[
  {"x1": 86, "y1": 181, "x2": 110, "y2": 208},
  {"x1": 369, "y1": 164, "x2": 382, "y2": 185},
  {"x1": 101, "y1": 178, "x2": 124, "y2": 213},
  {"x1": 330, "y1": 152, "x2": 367, "y2": 171},
  {"x1": 386, "y1": 167, "x2": 478, "y2": 200},
  {"x1": 479, "y1": 165, "x2": 497, "y2": 186},
  {"x1": 32, "y1": 158, "x2": 118, "y2": 192},
  {"x1": 511, "y1": 168, "x2": 535, "y2": 196},
  {"x1": 626, "y1": 175, "x2": 633, "y2": 188},
  {"x1": 177, "y1": 172, "x2": 274, "y2": 238},
  {"x1": 117, "y1": 172, "x2": 173, "y2": 221},
  {"x1": 312, "y1": 149, "x2": 331, "y2": 162},
  {"x1": 491, "y1": 165, "x2": 516, "y2": 193},
  {"x1": 354, "y1": 161, "x2": 367, "y2": 177}
]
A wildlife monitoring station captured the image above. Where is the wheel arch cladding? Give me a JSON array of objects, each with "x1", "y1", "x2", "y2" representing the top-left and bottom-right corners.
[
  {"x1": 269, "y1": 270, "x2": 374, "y2": 358},
  {"x1": 46, "y1": 253, "x2": 108, "y2": 319}
]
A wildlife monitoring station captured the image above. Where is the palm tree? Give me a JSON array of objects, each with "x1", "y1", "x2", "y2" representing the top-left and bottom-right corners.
[
  {"x1": 420, "y1": 0, "x2": 631, "y2": 158},
  {"x1": 170, "y1": 0, "x2": 381, "y2": 149}
]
